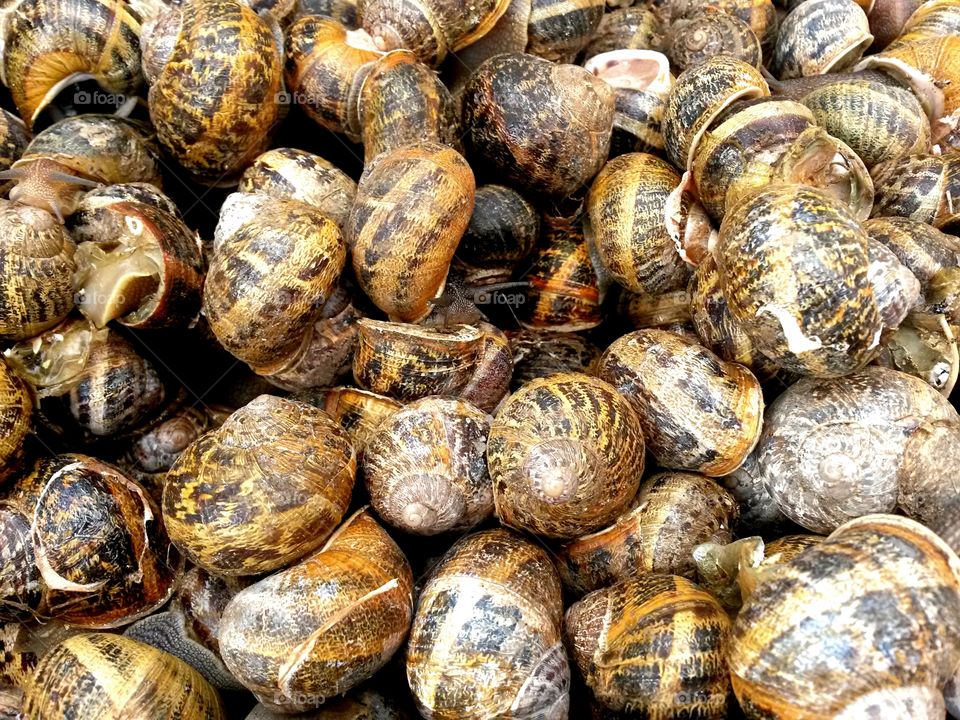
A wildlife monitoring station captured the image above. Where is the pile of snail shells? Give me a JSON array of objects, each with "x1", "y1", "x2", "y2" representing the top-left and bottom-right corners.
[{"x1": 0, "y1": 0, "x2": 960, "y2": 717}]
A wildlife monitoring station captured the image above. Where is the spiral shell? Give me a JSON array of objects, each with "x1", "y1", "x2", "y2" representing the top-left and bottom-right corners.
[
  {"x1": 219, "y1": 509, "x2": 414, "y2": 711},
  {"x1": 667, "y1": 9, "x2": 761, "y2": 71},
  {"x1": 867, "y1": 238, "x2": 923, "y2": 330},
  {"x1": 771, "y1": 0, "x2": 873, "y2": 79},
  {"x1": 0, "y1": 454, "x2": 181, "y2": 627},
  {"x1": 508, "y1": 329, "x2": 600, "y2": 389},
  {"x1": 407, "y1": 528, "x2": 570, "y2": 720},
  {"x1": 583, "y1": 6, "x2": 665, "y2": 60},
  {"x1": 565, "y1": 574, "x2": 731, "y2": 718},
  {"x1": 730, "y1": 514, "x2": 960, "y2": 719},
  {"x1": 488, "y1": 372, "x2": 645, "y2": 539},
  {"x1": 525, "y1": 0, "x2": 606, "y2": 63},
  {"x1": 864, "y1": 215, "x2": 960, "y2": 287},
  {"x1": 599, "y1": 329, "x2": 764, "y2": 476},
  {"x1": 347, "y1": 142, "x2": 475, "y2": 323},
  {"x1": 295, "y1": 386, "x2": 401, "y2": 455},
  {"x1": 163, "y1": 395, "x2": 356, "y2": 575},
  {"x1": 870, "y1": 152, "x2": 960, "y2": 226}
]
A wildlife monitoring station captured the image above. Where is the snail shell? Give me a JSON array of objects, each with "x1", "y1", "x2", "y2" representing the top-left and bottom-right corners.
[
  {"x1": 0, "y1": 200, "x2": 76, "y2": 341},
  {"x1": 557, "y1": 471, "x2": 739, "y2": 595},
  {"x1": 71, "y1": 197, "x2": 204, "y2": 330},
  {"x1": 347, "y1": 142, "x2": 475, "y2": 323},
  {"x1": 598, "y1": 329, "x2": 764, "y2": 476},
  {"x1": 283, "y1": 16, "x2": 382, "y2": 141},
  {"x1": 870, "y1": 152, "x2": 960, "y2": 226},
  {"x1": 364, "y1": 396, "x2": 493, "y2": 535},
  {"x1": 894, "y1": 0, "x2": 960, "y2": 45},
  {"x1": 237, "y1": 148, "x2": 357, "y2": 229},
  {"x1": 867, "y1": 237, "x2": 923, "y2": 330},
  {"x1": 799, "y1": 78, "x2": 931, "y2": 168},
  {"x1": 508, "y1": 329, "x2": 600, "y2": 390},
  {"x1": 163, "y1": 394, "x2": 356, "y2": 575},
  {"x1": 204, "y1": 195, "x2": 346, "y2": 374},
  {"x1": 0, "y1": 358, "x2": 31, "y2": 481},
  {"x1": 23, "y1": 633, "x2": 224, "y2": 719},
  {"x1": 756, "y1": 365, "x2": 960, "y2": 533},
  {"x1": 4, "y1": 317, "x2": 167, "y2": 440},
  {"x1": 360, "y1": 0, "x2": 512, "y2": 66},
  {"x1": 525, "y1": 0, "x2": 606, "y2": 63},
  {"x1": 720, "y1": 451, "x2": 793, "y2": 533},
  {"x1": 462, "y1": 52, "x2": 614, "y2": 198},
  {"x1": 219, "y1": 509, "x2": 414, "y2": 711},
  {"x1": 454, "y1": 184, "x2": 539, "y2": 287},
  {"x1": 927, "y1": 266, "x2": 960, "y2": 322},
  {"x1": 358, "y1": 50, "x2": 459, "y2": 164},
  {"x1": 588, "y1": 152, "x2": 693, "y2": 296},
  {"x1": 0, "y1": 112, "x2": 29, "y2": 195},
  {"x1": 487, "y1": 372, "x2": 645, "y2": 539},
  {"x1": 716, "y1": 184, "x2": 882, "y2": 377},
  {"x1": 407, "y1": 528, "x2": 570, "y2": 720},
  {"x1": 2, "y1": 0, "x2": 143, "y2": 128},
  {"x1": 0, "y1": 454, "x2": 181, "y2": 628},
  {"x1": 295, "y1": 386, "x2": 401, "y2": 455},
  {"x1": 662, "y1": 54, "x2": 770, "y2": 170},
  {"x1": 71, "y1": 181, "x2": 182, "y2": 220},
  {"x1": 565, "y1": 574, "x2": 731, "y2": 718},
  {"x1": 1, "y1": 115, "x2": 161, "y2": 221},
  {"x1": 730, "y1": 514, "x2": 960, "y2": 719},
  {"x1": 294, "y1": 0, "x2": 360, "y2": 27},
  {"x1": 145, "y1": 0, "x2": 284, "y2": 183},
  {"x1": 864, "y1": 215, "x2": 960, "y2": 288},
  {"x1": 771, "y1": 0, "x2": 873, "y2": 79},
  {"x1": 582, "y1": 6, "x2": 665, "y2": 60},
  {"x1": 667, "y1": 8, "x2": 761, "y2": 71}
]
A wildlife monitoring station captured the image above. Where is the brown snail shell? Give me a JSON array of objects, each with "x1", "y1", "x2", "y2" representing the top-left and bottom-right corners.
[
  {"x1": 799, "y1": 77, "x2": 931, "y2": 168},
  {"x1": 358, "y1": 50, "x2": 459, "y2": 164},
  {"x1": 163, "y1": 395, "x2": 356, "y2": 576},
  {"x1": 487, "y1": 372, "x2": 646, "y2": 539},
  {"x1": 284, "y1": 16, "x2": 383, "y2": 141},
  {"x1": 870, "y1": 152, "x2": 960, "y2": 226},
  {"x1": 557, "y1": 471, "x2": 739, "y2": 595},
  {"x1": 525, "y1": 0, "x2": 606, "y2": 63},
  {"x1": 462, "y1": 52, "x2": 615, "y2": 199},
  {"x1": 0, "y1": 358, "x2": 31, "y2": 482},
  {"x1": 23, "y1": 632, "x2": 224, "y2": 719},
  {"x1": 867, "y1": 238, "x2": 924, "y2": 330},
  {"x1": 454, "y1": 184, "x2": 539, "y2": 287},
  {"x1": 716, "y1": 184, "x2": 882, "y2": 377},
  {"x1": 0, "y1": 454, "x2": 181, "y2": 628},
  {"x1": 0, "y1": 115, "x2": 161, "y2": 222},
  {"x1": 360, "y1": 0, "x2": 512, "y2": 66},
  {"x1": 0, "y1": 200, "x2": 76, "y2": 341},
  {"x1": 295, "y1": 386, "x2": 401, "y2": 455},
  {"x1": 771, "y1": 0, "x2": 873, "y2": 79},
  {"x1": 294, "y1": 0, "x2": 360, "y2": 26},
  {"x1": 927, "y1": 265, "x2": 960, "y2": 322},
  {"x1": 598, "y1": 329, "x2": 764, "y2": 476},
  {"x1": 617, "y1": 288, "x2": 693, "y2": 330},
  {"x1": 204, "y1": 195, "x2": 346, "y2": 374},
  {"x1": 688, "y1": 0, "x2": 780, "y2": 51},
  {"x1": 689, "y1": 254, "x2": 780, "y2": 379},
  {"x1": 756, "y1": 365, "x2": 960, "y2": 533},
  {"x1": 565, "y1": 574, "x2": 731, "y2": 718},
  {"x1": 70, "y1": 197, "x2": 204, "y2": 330},
  {"x1": 719, "y1": 451, "x2": 793, "y2": 533},
  {"x1": 219, "y1": 509, "x2": 414, "y2": 712},
  {"x1": 520, "y1": 208, "x2": 605, "y2": 332},
  {"x1": 582, "y1": 6, "x2": 665, "y2": 60},
  {"x1": 145, "y1": 0, "x2": 284, "y2": 183},
  {"x1": 237, "y1": 147, "x2": 357, "y2": 229},
  {"x1": 662, "y1": 54, "x2": 770, "y2": 170},
  {"x1": 0, "y1": 112, "x2": 29, "y2": 196},
  {"x1": 4, "y1": 317, "x2": 167, "y2": 441},
  {"x1": 347, "y1": 142, "x2": 475, "y2": 323},
  {"x1": 730, "y1": 514, "x2": 960, "y2": 719},
  {"x1": 868, "y1": 0, "x2": 923, "y2": 49},
  {"x1": 508, "y1": 329, "x2": 601, "y2": 390},
  {"x1": 667, "y1": 8, "x2": 761, "y2": 71},
  {"x1": 587, "y1": 152, "x2": 694, "y2": 296},
  {"x1": 864, "y1": 215, "x2": 960, "y2": 288},
  {"x1": 2, "y1": 0, "x2": 144, "y2": 129},
  {"x1": 364, "y1": 396, "x2": 493, "y2": 535},
  {"x1": 894, "y1": 0, "x2": 960, "y2": 45},
  {"x1": 456, "y1": 322, "x2": 514, "y2": 413},
  {"x1": 406, "y1": 528, "x2": 570, "y2": 720}
]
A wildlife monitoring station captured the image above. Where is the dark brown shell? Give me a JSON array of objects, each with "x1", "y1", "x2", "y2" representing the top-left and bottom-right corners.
[
  {"x1": 147, "y1": 0, "x2": 284, "y2": 183},
  {"x1": 508, "y1": 329, "x2": 601, "y2": 390},
  {"x1": 0, "y1": 454, "x2": 181, "y2": 628},
  {"x1": 295, "y1": 386, "x2": 402, "y2": 455},
  {"x1": 364, "y1": 396, "x2": 493, "y2": 535},
  {"x1": 0, "y1": 111, "x2": 29, "y2": 195},
  {"x1": 294, "y1": 0, "x2": 360, "y2": 27},
  {"x1": 347, "y1": 142, "x2": 475, "y2": 323},
  {"x1": 598, "y1": 329, "x2": 764, "y2": 476},
  {"x1": 163, "y1": 395, "x2": 356, "y2": 575},
  {"x1": 667, "y1": 9, "x2": 761, "y2": 71},
  {"x1": 219, "y1": 509, "x2": 414, "y2": 711},
  {"x1": 866, "y1": 238, "x2": 923, "y2": 330},
  {"x1": 583, "y1": 6, "x2": 665, "y2": 60},
  {"x1": 203, "y1": 196, "x2": 346, "y2": 373},
  {"x1": 864, "y1": 216, "x2": 960, "y2": 288},
  {"x1": 557, "y1": 471, "x2": 739, "y2": 595},
  {"x1": 462, "y1": 52, "x2": 614, "y2": 199},
  {"x1": 716, "y1": 184, "x2": 882, "y2": 377},
  {"x1": 730, "y1": 515, "x2": 960, "y2": 718},
  {"x1": 771, "y1": 0, "x2": 873, "y2": 79},
  {"x1": 870, "y1": 152, "x2": 960, "y2": 226},
  {"x1": 406, "y1": 528, "x2": 569, "y2": 720},
  {"x1": 525, "y1": 0, "x2": 606, "y2": 63},
  {"x1": 720, "y1": 452, "x2": 792, "y2": 533},
  {"x1": 487, "y1": 372, "x2": 646, "y2": 539},
  {"x1": 565, "y1": 574, "x2": 731, "y2": 718},
  {"x1": 23, "y1": 633, "x2": 224, "y2": 719},
  {"x1": 0, "y1": 359, "x2": 31, "y2": 481}
]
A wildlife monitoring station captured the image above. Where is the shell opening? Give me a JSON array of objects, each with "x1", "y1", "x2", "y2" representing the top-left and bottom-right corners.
[
  {"x1": 665, "y1": 171, "x2": 717, "y2": 266},
  {"x1": 583, "y1": 50, "x2": 672, "y2": 93}
]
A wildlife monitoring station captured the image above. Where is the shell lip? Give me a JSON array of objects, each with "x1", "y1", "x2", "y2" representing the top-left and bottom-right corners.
[
  {"x1": 583, "y1": 49, "x2": 672, "y2": 93},
  {"x1": 854, "y1": 55, "x2": 946, "y2": 121}
]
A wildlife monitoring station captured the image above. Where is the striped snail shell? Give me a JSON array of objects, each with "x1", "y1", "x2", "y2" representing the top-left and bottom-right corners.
[
  {"x1": 295, "y1": 386, "x2": 401, "y2": 457},
  {"x1": 509, "y1": 329, "x2": 601, "y2": 390},
  {"x1": 771, "y1": 0, "x2": 874, "y2": 79},
  {"x1": 487, "y1": 372, "x2": 646, "y2": 539},
  {"x1": 407, "y1": 528, "x2": 570, "y2": 720},
  {"x1": 219, "y1": 509, "x2": 414, "y2": 712},
  {"x1": 0, "y1": 111, "x2": 29, "y2": 196},
  {"x1": 667, "y1": 8, "x2": 761, "y2": 71},
  {"x1": 23, "y1": 633, "x2": 224, "y2": 719},
  {"x1": 0, "y1": 358, "x2": 31, "y2": 483},
  {"x1": 870, "y1": 152, "x2": 960, "y2": 227}
]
